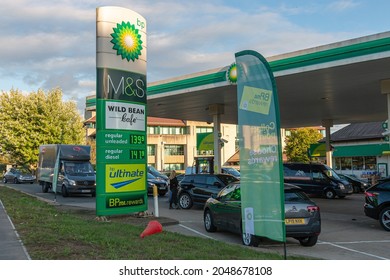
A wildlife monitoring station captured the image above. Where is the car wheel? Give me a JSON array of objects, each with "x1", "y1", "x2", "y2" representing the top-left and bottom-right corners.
[
  {"x1": 353, "y1": 185, "x2": 360, "y2": 193},
  {"x1": 42, "y1": 183, "x2": 50, "y2": 193},
  {"x1": 379, "y1": 207, "x2": 390, "y2": 231},
  {"x1": 179, "y1": 192, "x2": 193, "y2": 209},
  {"x1": 297, "y1": 236, "x2": 318, "y2": 247},
  {"x1": 13, "y1": 178, "x2": 19, "y2": 184},
  {"x1": 325, "y1": 189, "x2": 336, "y2": 199},
  {"x1": 204, "y1": 209, "x2": 217, "y2": 232},
  {"x1": 3, "y1": 177, "x2": 7, "y2": 184},
  {"x1": 241, "y1": 232, "x2": 259, "y2": 247},
  {"x1": 62, "y1": 185, "x2": 69, "y2": 197}
]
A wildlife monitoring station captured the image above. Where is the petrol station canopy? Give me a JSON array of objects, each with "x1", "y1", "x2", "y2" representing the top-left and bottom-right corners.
[{"x1": 146, "y1": 31, "x2": 390, "y2": 129}]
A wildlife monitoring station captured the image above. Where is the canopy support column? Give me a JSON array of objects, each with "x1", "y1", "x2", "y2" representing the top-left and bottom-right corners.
[
  {"x1": 322, "y1": 119, "x2": 333, "y2": 168},
  {"x1": 208, "y1": 104, "x2": 224, "y2": 174}
]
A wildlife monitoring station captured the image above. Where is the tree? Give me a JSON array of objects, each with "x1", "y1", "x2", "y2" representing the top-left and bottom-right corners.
[
  {"x1": 284, "y1": 128, "x2": 323, "y2": 163},
  {"x1": 0, "y1": 88, "x2": 85, "y2": 167}
]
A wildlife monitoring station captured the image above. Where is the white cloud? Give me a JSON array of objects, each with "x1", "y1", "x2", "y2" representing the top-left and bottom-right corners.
[
  {"x1": 0, "y1": 0, "x2": 383, "y2": 115},
  {"x1": 327, "y1": 0, "x2": 360, "y2": 12}
]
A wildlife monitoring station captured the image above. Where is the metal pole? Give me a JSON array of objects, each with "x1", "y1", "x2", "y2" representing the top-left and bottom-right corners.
[{"x1": 153, "y1": 184, "x2": 159, "y2": 217}]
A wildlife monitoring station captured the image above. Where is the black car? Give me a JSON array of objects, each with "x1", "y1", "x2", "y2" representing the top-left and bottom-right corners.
[
  {"x1": 176, "y1": 173, "x2": 185, "y2": 183},
  {"x1": 364, "y1": 179, "x2": 390, "y2": 231},
  {"x1": 203, "y1": 182, "x2": 321, "y2": 247},
  {"x1": 178, "y1": 173, "x2": 239, "y2": 209},
  {"x1": 221, "y1": 167, "x2": 240, "y2": 179},
  {"x1": 147, "y1": 165, "x2": 169, "y2": 181},
  {"x1": 147, "y1": 173, "x2": 168, "y2": 196},
  {"x1": 338, "y1": 173, "x2": 370, "y2": 193},
  {"x1": 283, "y1": 162, "x2": 353, "y2": 199}
]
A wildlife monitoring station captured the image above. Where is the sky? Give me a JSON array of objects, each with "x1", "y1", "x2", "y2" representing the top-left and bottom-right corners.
[{"x1": 1, "y1": 0, "x2": 389, "y2": 115}]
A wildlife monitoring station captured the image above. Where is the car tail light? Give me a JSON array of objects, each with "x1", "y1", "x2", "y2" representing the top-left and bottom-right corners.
[
  {"x1": 365, "y1": 191, "x2": 376, "y2": 197},
  {"x1": 307, "y1": 206, "x2": 319, "y2": 213}
]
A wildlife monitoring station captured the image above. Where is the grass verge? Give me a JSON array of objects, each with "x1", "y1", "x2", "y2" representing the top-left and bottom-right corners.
[{"x1": 0, "y1": 187, "x2": 309, "y2": 260}]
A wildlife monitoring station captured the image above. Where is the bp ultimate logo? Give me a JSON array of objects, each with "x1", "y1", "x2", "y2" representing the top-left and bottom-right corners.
[
  {"x1": 106, "y1": 164, "x2": 145, "y2": 193},
  {"x1": 111, "y1": 21, "x2": 143, "y2": 62}
]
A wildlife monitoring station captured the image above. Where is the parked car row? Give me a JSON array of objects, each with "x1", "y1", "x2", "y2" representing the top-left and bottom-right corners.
[
  {"x1": 178, "y1": 162, "x2": 354, "y2": 211},
  {"x1": 172, "y1": 162, "x2": 390, "y2": 248}
]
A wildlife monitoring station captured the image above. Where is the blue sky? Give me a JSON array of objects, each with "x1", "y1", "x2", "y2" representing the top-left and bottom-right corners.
[{"x1": 0, "y1": 0, "x2": 389, "y2": 113}]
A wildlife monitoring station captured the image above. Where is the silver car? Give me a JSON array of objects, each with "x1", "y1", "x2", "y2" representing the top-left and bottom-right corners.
[{"x1": 3, "y1": 168, "x2": 36, "y2": 184}]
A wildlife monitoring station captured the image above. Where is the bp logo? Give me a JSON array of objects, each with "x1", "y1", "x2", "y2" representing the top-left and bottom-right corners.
[
  {"x1": 226, "y1": 63, "x2": 237, "y2": 84},
  {"x1": 110, "y1": 21, "x2": 143, "y2": 62}
]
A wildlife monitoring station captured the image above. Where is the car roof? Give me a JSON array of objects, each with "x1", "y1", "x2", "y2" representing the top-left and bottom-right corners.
[{"x1": 231, "y1": 181, "x2": 302, "y2": 191}]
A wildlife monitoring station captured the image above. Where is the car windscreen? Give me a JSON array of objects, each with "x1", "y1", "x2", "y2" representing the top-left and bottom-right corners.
[
  {"x1": 319, "y1": 165, "x2": 342, "y2": 180},
  {"x1": 217, "y1": 174, "x2": 239, "y2": 185},
  {"x1": 64, "y1": 162, "x2": 94, "y2": 175},
  {"x1": 223, "y1": 168, "x2": 240, "y2": 177},
  {"x1": 284, "y1": 190, "x2": 311, "y2": 202}
]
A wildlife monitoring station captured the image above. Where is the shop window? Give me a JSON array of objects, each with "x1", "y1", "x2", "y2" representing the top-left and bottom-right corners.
[
  {"x1": 164, "y1": 145, "x2": 184, "y2": 155},
  {"x1": 196, "y1": 127, "x2": 213, "y2": 133},
  {"x1": 340, "y1": 157, "x2": 352, "y2": 170},
  {"x1": 365, "y1": 156, "x2": 377, "y2": 170},
  {"x1": 352, "y1": 157, "x2": 363, "y2": 170},
  {"x1": 164, "y1": 163, "x2": 184, "y2": 171},
  {"x1": 147, "y1": 145, "x2": 156, "y2": 156}
]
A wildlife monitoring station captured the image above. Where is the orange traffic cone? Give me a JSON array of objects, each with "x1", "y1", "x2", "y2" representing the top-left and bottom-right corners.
[{"x1": 140, "y1": 220, "x2": 163, "y2": 238}]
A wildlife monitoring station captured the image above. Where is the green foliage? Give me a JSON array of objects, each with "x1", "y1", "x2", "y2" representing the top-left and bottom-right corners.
[
  {"x1": 284, "y1": 128, "x2": 323, "y2": 163},
  {"x1": 0, "y1": 88, "x2": 85, "y2": 167}
]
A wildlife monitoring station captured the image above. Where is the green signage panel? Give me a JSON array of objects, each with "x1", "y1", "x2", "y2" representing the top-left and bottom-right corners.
[
  {"x1": 96, "y1": 7, "x2": 147, "y2": 216},
  {"x1": 197, "y1": 132, "x2": 214, "y2": 150},
  {"x1": 236, "y1": 50, "x2": 285, "y2": 243}
]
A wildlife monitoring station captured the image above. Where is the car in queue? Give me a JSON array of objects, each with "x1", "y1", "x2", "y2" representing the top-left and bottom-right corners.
[
  {"x1": 3, "y1": 167, "x2": 36, "y2": 184},
  {"x1": 364, "y1": 178, "x2": 390, "y2": 231},
  {"x1": 283, "y1": 162, "x2": 353, "y2": 199},
  {"x1": 221, "y1": 167, "x2": 240, "y2": 179},
  {"x1": 337, "y1": 173, "x2": 370, "y2": 193},
  {"x1": 203, "y1": 182, "x2": 321, "y2": 247},
  {"x1": 178, "y1": 173, "x2": 239, "y2": 209},
  {"x1": 147, "y1": 172, "x2": 168, "y2": 196}
]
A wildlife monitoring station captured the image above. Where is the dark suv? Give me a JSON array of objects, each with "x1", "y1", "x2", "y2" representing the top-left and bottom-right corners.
[
  {"x1": 364, "y1": 178, "x2": 390, "y2": 231},
  {"x1": 283, "y1": 162, "x2": 353, "y2": 199},
  {"x1": 178, "y1": 174, "x2": 239, "y2": 209}
]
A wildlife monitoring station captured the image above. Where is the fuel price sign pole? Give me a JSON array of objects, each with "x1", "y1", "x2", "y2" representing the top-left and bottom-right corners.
[{"x1": 95, "y1": 6, "x2": 148, "y2": 216}]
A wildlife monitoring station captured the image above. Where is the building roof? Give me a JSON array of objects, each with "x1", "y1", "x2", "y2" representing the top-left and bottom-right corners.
[
  {"x1": 330, "y1": 121, "x2": 385, "y2": 142},
  {"x1": 84, "y1": 115, "x2": 96, "y2": 124},
  {"x1": 145, "y1": 117, "x2": 186, "y2": 126}
]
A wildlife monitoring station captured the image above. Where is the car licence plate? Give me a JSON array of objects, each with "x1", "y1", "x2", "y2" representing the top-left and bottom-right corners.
[
  {"x1": 285, "y1": 218, "x2": 305, "y2": 225},
  {"x1": 81, "y1": 190, "x2": 91, "y2": 193}
]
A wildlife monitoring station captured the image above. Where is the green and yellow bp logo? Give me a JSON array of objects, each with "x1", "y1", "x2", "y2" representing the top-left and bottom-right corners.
[
  {"x1": 227, "y1": 63, "x2": 237, "y2": 84},
  {"x1": 111, "y1": 21, "x2": 143, "y2": 62}
]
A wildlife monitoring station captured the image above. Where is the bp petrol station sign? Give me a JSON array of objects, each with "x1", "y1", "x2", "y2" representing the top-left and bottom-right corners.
[{"x1": 96, "y1": 7, "x2": 147, "y2": 216}]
